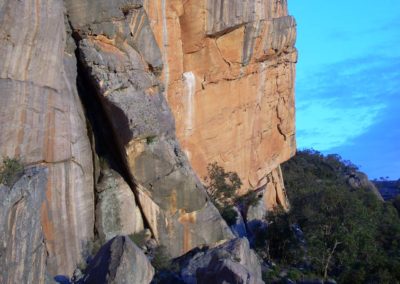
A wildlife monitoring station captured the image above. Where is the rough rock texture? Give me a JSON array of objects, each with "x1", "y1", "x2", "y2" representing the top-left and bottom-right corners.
[
  {"x1": 80, "y1": 236, "x2": 154, "y2": 284},
  {"x1": 247, "y1": 166, "x2": 290, "y2": 222},
  {"x1": 65, "y1": 0, "x2": 233, "y2": 257},
  {"x1": 347, "y1": 171, "x2": 383, "y2": 201},
  {"x1": 144, "y1": 0, "x2": 297, "y2": 195},
  {"x1": 96, "y1": 169, "x2": 144, "y2": 242},
  {"x1": 230, "y1": 207, "x2": 248, "y2": 238},
  {"x1": 0, "y1": 0, "x2": 94, "y2": 278},
  {"x1": 0, "y1": 167, "x2": 48, "y2": 283},
  {"x1": 175, "y1": 238, "x2": 263, "y2": 284},
  {"x1": 0, "y1": 0, "x2": 296, "y2": 280}
]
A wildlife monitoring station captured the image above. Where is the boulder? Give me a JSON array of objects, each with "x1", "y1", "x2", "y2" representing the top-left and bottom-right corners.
[
  {"x1": 176, "y1": 238, "x2": 263, "y2": 284},
  {"x1": 96, "y1": 169, "x2": 144, "y2": 242},
  {"x1": 80, "y1": 236, "x2": 154, "y2": 284},
  {"x1": 347, "y1": 171, "x2": 383, "y2": 201}
]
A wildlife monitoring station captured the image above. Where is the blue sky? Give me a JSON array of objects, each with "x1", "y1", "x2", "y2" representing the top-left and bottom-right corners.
[{"x1": 289, "y1": 0, "x2": 400, "y2": 180}]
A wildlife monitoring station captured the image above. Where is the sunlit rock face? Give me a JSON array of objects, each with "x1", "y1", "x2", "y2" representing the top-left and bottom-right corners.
[
  {"x1": 0, "y1": 0, "x2": 296, "y2": 280},
  {"x1": 144, "y1": 0, "x2": 297, "y2": 197},
  {"x1": 66, "y1": 0, "x2": 233, "y2": 258}
]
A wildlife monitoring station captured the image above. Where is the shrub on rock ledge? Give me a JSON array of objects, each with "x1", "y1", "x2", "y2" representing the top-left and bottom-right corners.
[{"x1": 0, "y1": 156, "x2": 24, "y2": 187}]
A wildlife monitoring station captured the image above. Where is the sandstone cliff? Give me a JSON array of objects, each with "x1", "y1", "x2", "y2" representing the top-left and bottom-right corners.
[
  {"x1": 145, "y1": 0, "x2": 296, "y2": 209},
  {"x1": 0, "y1": 0, "x2": 296, "y2": 282}
]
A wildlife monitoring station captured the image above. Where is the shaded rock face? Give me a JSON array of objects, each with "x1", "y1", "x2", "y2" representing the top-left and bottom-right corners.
[
  {"x1": 65, "y1": 0, "x2": 233, "y2": 257},
  {"x1": 96, "y1": 169, "x2": 144, "y2": 242},
  {"x1": 247, "y1": 166, "x2": 290, "y2": 222},
  {"x1": 230, "y1": 207, "x2": 248, "y2": 238},
  {"x1": 175, "y1": 238, "x2": 263, "y2": 284},
  {"x1": 80, "y1": 236, "x2": 154, "y2": 284},
  {"x1": 0, "y1": 0, "x2": 94, "y2": 278},
  {"x1": 144, "y1": 0, "x2": 297, "y2": 195}
]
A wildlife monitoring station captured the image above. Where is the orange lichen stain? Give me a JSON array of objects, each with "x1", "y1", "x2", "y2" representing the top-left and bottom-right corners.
[
  {"x1": 178, "y1": 210, "x2": 197, "y2": 253},
  {"x1": 40, "y1": 175, "x2": 55, "y2": 242},
  {"x1": 89, "y1": 36, "x2": 125, "y2": 60},
  {"x1": 145, "y1": 87, "x2": 158, "y2": 96},
  {"x1": 40, "y1": 202, "x2": 55, "y2": 240},
  {"x1": 169, "y1": 190, "x2": 177, "y2": 214},
  {"x1": 94, "y1": 35, "x2": 116, "y2": 46}
]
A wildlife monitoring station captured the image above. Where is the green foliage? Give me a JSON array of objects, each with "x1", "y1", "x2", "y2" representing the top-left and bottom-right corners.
[
  {"x1": 275, "y1": 149, "x2": 400, "y2": 282},
  {"x1": 77, "y1": 260, "x2": 87, "y2": 272},
  {"x1": 287, "y1": 268, "x2": 303, "y2": 281},
  {"x1": 129, "y1": 230, "x2": 148, "y2": 248},
  {"x1": 220, "y1": 205, "x2": 238, "y2": 226},
  {"x1": 262, "y1": 265, "x2": 280, "y2": 283},
  {"x1": 235, "y1": 190, "x2": 261, "y2": 208},
  {"x1": 392, "y1": 195, "x2": 400, "y2": 215},
  {"x1": 204, "y1": 162, "x2": 242, "y2": 225},
  {"x1": 204, "y1": 162, "x2": 242, "y2": 207},
  {"x1": 0, "y1": 157, "x2": 24, "y2": 187},
  {"x1": 98, "y1": 156, "x2": 110, "y2": 170},
  {"x1": 88, "y1": 238, "x2": 102, "y2": 256},
  {"x1": 151, "y1": 245, "x2": 174, "y2": 271},
  {"x1": 146, "y1": 135, "x2": 157, "y2": 145},
  {"x1": 254, "y1": 208, "x2": 304, "y2": 265}
]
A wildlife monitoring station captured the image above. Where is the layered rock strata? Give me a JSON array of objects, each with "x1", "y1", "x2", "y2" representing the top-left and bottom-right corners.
[
  {"x1": 0, "y1": 167, "x2": 48, "y2": 283},
  {"x1": 65, "y1": 0, "x2": 233, "y2": 258},
  {"x1": 0, "y1": 0, "x2": 94, "y2": 278},
  {"x1": 0, "y1": 0, "x2": 296, "y2": 281},
  {"x1": 144, "y1": 0, "x2": 297, "y2": 197}
]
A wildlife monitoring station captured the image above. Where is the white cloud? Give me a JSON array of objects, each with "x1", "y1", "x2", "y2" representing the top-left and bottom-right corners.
[{"x1": 297, "y1": 99, "x2": 386, "y2": 151}]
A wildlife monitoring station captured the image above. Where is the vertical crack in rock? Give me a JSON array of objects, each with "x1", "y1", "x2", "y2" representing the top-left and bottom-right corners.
[
  {"x1": 63, "y1": 0, "x2": 235, "y2": 256},
  {"x1": 71, "y1": 33, "x2": 155, "y2": 240}
]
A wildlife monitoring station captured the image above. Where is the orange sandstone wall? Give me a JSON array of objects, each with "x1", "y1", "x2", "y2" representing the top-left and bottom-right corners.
[{"x1": 144, "y1": 0, "x2": 297, "y2": 193}]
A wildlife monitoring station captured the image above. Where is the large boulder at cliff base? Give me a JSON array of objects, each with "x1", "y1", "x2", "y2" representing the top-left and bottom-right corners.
[
  {"x1": 79, "y1": 236, "x2": 155, "y2": 284},
  {"x1": 174, "y1": 238, "x2": 263, "y2": 284},
  {"x1": 96, "y1": 169, "x2": 144, "y2": 243}
]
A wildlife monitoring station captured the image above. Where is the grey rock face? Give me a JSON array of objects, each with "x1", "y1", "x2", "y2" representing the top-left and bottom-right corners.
[
  {"x1": 66, "y1": 0, "x2": 233, "y2": 257},
  {"x1": 0, "y1": 167, "x2": 48, "y2": 283},
  {"x1": 246, "y1": 194, "x2": 267, "y2": 223},
  {"x1": 65, "y1": 0, "x2": 162, "y2": 70},
  {"x1": 0, "y1": 0, "x2": 95, "y2": 277},
  {"x1": 347, "y1": 171, "x2": 383, "y2": 201},
  {"x1": 230, "y1": 207, "x2": 248, "y2": 238},
  {"x1": 96, "y1": 169, "x2": 144, "y2": 243},
  {"x1": 206, "y1": 0, "x2": 295, "y2": 65},
  {"x1": 81, "y1": 236, "x2": 154, "y2": 284},
  {"x1": 176, "y1": 238, "x2": 263, "y2": 284},
  {"x1": 206, "y1": 0, "x2": 287, "y2": 36}
]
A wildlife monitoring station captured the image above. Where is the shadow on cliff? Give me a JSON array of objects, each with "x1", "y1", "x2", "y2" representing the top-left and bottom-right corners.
[{"x1": 73, "y1": 39, "x2": 154, "y2": 235}]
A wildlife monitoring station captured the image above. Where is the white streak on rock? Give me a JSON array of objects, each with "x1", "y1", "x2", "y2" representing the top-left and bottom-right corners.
[{"x1": 183, "y1": 72, "x2": 196, "y2": 137}]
